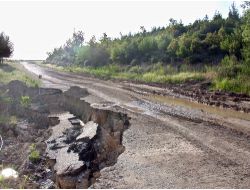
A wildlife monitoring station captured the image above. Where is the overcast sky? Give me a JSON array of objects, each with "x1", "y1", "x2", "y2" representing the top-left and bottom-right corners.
[{"x1": 0, "y1": 0, "x2": 243, "y2": 60}]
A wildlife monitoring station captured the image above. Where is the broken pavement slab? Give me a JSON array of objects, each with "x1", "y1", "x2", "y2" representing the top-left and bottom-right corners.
[
  {"x1": 77, "y1": 121, "x2": 98, "y2": 141},
  {"x1": 46, "y1": 112, "x2": 99, "y2": 188},
  {"x1": 69, "y1": 117, "x2": 85, "y2": 126}
]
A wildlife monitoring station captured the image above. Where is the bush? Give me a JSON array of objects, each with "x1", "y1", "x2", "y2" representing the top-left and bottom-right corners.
[
  {"x1": 214, "y1": 78, "x2": 250, "y2": 94},
  {"x1": 20, "y1": 96, "x2": 31, "y2": 108},
  {"x1": 217, "y1": 55, "x2": 241, "y2": 79},
  {"x1": 29, "y1": 144, "x2": 40, "y2": 163},
  {"x1": 213, "y1": 56, "x2": 250, "y2": 95},
  {"x1": 128, "y1": 65, "x2": 143, "y2": 74}
]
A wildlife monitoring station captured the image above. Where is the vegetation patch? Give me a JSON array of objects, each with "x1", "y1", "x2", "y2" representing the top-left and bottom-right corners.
[
  {"x1": 212, "y1": 56, "x2": 250, "y2": 95},
  {"x1": 0, "y1": 115, "x2": 17, "y2": 126},
  {"x1": 0, "y1": 61, "x2": 40, "y2": 87},
  {"x1": 28, "y1": 144, "x2": 40, "y2": 164},
  {"x1": 43, "y1": 62, "x2": 206, "y2": 84},
  {"x1": 42, "y1": 3, "x2": 250, "y2": 95},
  {"x1": 20, "y1": 96, "x2": 31, "y2": 108}
]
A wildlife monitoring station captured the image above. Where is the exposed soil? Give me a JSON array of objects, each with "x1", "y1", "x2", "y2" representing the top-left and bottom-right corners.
[
  {"x1": 5, "y1": 62, "x2": 249, "y2": 188},
  {"x1": 120, "y1": 79, "x2": 250, "y2": 113},
  {"x1": 0, "y1": 81, "x2": 129, "y2": 189}
]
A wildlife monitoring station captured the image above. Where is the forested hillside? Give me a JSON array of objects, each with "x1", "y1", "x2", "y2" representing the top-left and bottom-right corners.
[{"x1": 45, "y1": 2, "x2": 250, "y2": 95}]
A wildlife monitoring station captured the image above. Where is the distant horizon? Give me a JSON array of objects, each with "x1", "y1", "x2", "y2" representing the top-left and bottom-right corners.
[{"x1": 0, "y1": 1, "x2": 243, "y2": 60}]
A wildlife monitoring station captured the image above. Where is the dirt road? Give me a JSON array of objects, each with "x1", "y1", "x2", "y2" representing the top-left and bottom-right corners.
[{"x1": 22, "y1": 61, "x2": 250, "y2": 188}]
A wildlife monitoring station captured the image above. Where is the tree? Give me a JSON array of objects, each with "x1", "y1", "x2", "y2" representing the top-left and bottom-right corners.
[
  {"x1": 88, "y1": 35, "x2": 97, "y2": 47},
  {"x1": 46, "y1": 4, "x2": 248, "y2": 67},
  {"x1": 220, "y1": 28, "x2": 242, "y2": 58},
  {"x1": 242, "y1": 10, "x2": 250, "y2": 64},
  {"x1": 140, "y1": 26, "x2": 146, "y2": 34},
  {"x1": 228, "y1": 3, "x2": 240, "y2": 21},
  {"x1": 241, "y1": 1, "x2": 250, "y2": 9},
  {"x1": 76, "y1": 45, "x2": 109, "y2": 67},
  {"x1": 0, "y1": 32, "x2": 13, "y2": 63},
  {"x1": 99, "y1": 33, "x2": 111, "y2": 49},
  {"x1": 167, "y1": 39, "x2": 179, "y2": 62},
  {"x1": 72, "y1": 30, "x2": 84, "y2": 47}
]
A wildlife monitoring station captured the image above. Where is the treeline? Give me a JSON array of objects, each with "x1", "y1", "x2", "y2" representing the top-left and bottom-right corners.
[
  {"x1": 0, "y1": 32, "x2": 13, "y2": 63},
  {"x1": 46, "y1": 3, "x2": 250, "y2": 68}
]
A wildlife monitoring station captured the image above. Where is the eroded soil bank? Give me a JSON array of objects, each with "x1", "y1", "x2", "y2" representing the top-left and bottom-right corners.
[{"x1": 0, "y1": 81, "x2": 129, "y2": 188}]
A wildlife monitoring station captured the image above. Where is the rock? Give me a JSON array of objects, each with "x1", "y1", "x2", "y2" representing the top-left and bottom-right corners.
[
  {"x1": 40, "y1": 179, "x2": 55, "y2": 189},
  {"x1": 45, "y1": 168, "x2": 53, "y2": 179}
]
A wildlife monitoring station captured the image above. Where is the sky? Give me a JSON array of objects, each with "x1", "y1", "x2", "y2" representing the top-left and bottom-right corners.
[{"x1": 0, "y1": 0, "x2": 244, "y2": 60}]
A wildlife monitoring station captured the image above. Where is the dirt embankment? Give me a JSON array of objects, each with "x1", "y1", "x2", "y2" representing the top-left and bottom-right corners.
[{"x1": 0, "y1": 81, "x2": 129, "y2": 189}]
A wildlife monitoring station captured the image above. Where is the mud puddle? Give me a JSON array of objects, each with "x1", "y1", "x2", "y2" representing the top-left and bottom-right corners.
[{"x1": 146, "y1": 94, "x2": 250, "y2": 121}]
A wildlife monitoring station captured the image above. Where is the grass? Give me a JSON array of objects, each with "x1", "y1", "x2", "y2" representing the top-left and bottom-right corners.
[
  {"x1": 43, "y1": 63, "x2": 206, "y2": 84},
  {"x1": 212, "y1": 56, "x2": 250, "y2": 95},
  {"x1": 141, "y1": 71, "x2": 204, "y2": 83},
  {"x1": 213, "y1": 76, "x2": 250, "y2": 95},
  {"x1": 41, "y1": 60, "x2": 250, "y2": 95},
  {"x1": 0, "y1": 175, "x2": 8, "y2": 189},
  {"x1": 0, "y1": 60, "x2": 41, "y2": 87},
  {"x1": 0, "y1": 115, "x2": 17, "y2": 126}
]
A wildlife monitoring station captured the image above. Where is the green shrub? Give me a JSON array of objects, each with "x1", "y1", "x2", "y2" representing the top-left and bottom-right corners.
[
  {"x1": 213, "y1": 55, "x2": 250, "y2": 95},
  {"x1": 29, "y1": 144, "x2": 40, "y2": 163},
  {"x1": 128, "y1": 65, "x2": 143, "y2": 74},
  {"x1": 20, "y1": 96, "x2": 31, "y2": 108},
  {"x1": 217, "y1": 55, "x2": 242, "y2": 79}
]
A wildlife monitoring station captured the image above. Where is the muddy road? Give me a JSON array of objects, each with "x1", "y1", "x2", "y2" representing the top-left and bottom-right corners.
[{"x1": 21, "y1": 61, "x2": 250, "y2": 188}]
